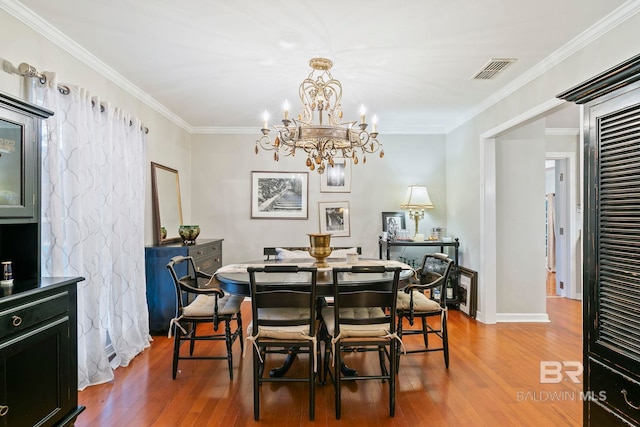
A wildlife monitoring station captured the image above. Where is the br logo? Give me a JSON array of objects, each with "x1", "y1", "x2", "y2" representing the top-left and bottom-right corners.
[{"x1": 540, "y1": 361, "x2": 583, "y2": 384}]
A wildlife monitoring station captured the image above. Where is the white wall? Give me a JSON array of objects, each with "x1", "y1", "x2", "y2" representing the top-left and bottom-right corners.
[
  {"x1": 190, "y1": 133, "x2": 447, "y2": 264},
  {"x1": 0, "y1": 9, "x2": 192, "y2": 246},
  {"x1": 495, "y1": 120, "x2": 547, "y2": 318}
]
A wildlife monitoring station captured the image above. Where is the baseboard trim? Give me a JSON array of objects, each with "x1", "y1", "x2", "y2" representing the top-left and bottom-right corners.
[{"x1": 496, "y1": 312, "x2": 550, "y2": 323}]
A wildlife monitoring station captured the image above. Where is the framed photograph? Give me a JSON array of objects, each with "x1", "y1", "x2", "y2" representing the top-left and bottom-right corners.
[
  {"x1": 458, "y1": 266, "x2": 478, "y2": 318},
  {"x1": 320, "y1": 158, "x2": 351, "y2": 192},
  {"x1": 251, "y1": 171, "x2": 308, "y2": 219},
  {"x1": 318, "y1": 201, "x2": 350, "y2": 237},
  {"x1": 381, "y1": 211, "x2": 406, "y2": 235}
]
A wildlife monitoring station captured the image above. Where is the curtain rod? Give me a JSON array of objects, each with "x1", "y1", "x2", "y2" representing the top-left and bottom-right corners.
[{"x1": 1, "y1": 59, "x2": 149, "y2": 134}]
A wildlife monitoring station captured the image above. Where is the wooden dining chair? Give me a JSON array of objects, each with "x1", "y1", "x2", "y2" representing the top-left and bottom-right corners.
[
  {"x1": 166, "y1": 255, "x2": 244, "y2": 380},
  {"x1": 319, "y1": 265, "x2": 402, "y2": 419},
  {"x1": 395, "y1": 253, "x2": 454, "y2": 369},
  {"x1": 246, "y1": 265, "x2": 319, "y2": 421}
]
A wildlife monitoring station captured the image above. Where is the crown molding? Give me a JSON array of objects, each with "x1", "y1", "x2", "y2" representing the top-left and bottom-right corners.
[
  {"x1": 447, "y1": 0, "x2": 640, "y2": 133},
  {"x1": 0, "y1": 0, "x2": 193, "y2": 132},
  {"x1": 191, "y1": 125, "x2": 448, "y2": 135}
]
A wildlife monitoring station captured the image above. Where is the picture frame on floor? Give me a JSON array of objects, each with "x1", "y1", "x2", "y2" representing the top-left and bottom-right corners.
[
  {"x1": 251, "y1": 171, "x2": 308, "y2": 219},
  {"x1": 458, "y1": 266, "x2": 477, "y2": 318},
  {"x1": 318, "y1": 201, "x2": 350, "y2": 237}
]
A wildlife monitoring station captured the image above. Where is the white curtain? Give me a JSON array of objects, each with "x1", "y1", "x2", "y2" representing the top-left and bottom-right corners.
[{"x1": 32, "y1": 72, "x2": 151, "y2": 390}]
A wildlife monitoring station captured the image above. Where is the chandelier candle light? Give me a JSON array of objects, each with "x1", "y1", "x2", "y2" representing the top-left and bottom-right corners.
[
  {"x1": 400, "y1": 185, "x2": 434, "y2": 242},
  {"x1": 256, "y1": 58, "x2": 383, "y2": 174}
]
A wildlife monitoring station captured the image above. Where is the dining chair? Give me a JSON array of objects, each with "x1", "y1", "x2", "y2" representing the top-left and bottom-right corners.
[
  {"x1": 320, "y1": 265, "x2": 402, "y2": 419},
  {"x1": 166, "y1": 255, "x2": 243, "y2": 380},
  {"x1": 246, "y1": 265, "x2": 319, "y2": 421},
  {"x1": 395, "y1": 253, "x2": 454, "y2": 369}
]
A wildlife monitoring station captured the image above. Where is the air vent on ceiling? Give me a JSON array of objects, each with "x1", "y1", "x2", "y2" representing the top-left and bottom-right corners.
[{"x1": 471, "y1": 58, "x2": 517, "y2": 80}]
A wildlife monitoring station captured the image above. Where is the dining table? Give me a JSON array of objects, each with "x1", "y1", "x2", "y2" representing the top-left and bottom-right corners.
[
  {"x1": 214, "y1": 257, "x2": 415, "y2": 296},
  {"x1": 214, "y1": 257, "x2": 415, "y2": 377}
]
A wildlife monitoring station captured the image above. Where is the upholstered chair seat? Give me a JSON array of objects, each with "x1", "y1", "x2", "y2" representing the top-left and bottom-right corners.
[
  {"x1": 396, "y1": 290, "x2": 441, "y2": 313},
  {"x1": 183, "y1": 293, "x2": 243, "y2": 317}
]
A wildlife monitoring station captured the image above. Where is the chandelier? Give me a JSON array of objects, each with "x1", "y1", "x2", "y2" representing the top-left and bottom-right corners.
[{"x1": 255, "y1": 58, "x2": 383, "y2": 174}]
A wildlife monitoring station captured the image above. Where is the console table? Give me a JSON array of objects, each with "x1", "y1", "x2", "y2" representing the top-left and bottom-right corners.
[
  {"x1": 145, "y1": 238, "x2": 223, "y2": 332},
  {"x1": 379, "y1": 237, "x2": 460, "y2": 307}
]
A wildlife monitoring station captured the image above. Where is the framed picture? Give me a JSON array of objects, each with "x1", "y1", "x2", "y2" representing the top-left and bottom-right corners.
[
  {"x1": 381, "y1": 211, "x2": 406, "y2": 237},
  {"x1": 458, "y1": 266, "x2": 478, "y2": 318},
  {"x1": 320, "y1": 158, "x2": 351, "y2": 192},
  {"x1": 319, "y1": 201, "x2": 350, "y2": 237},
  {"x1": 251, "y1": 171, "x2": 308, "y2": 219}
]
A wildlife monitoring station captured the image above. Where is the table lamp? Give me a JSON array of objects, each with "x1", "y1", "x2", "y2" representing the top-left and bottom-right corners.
[{"x1": 400, "y1": 185, "x2": 434, "y2": 241}]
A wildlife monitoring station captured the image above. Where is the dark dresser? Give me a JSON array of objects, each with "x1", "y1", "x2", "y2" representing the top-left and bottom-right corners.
[
  {"x1": 0, "y1": 277, "x2": 85, "y2": 427},
  {"x1": 145, "y1": 239, "x2": 223, "y2": 332}
]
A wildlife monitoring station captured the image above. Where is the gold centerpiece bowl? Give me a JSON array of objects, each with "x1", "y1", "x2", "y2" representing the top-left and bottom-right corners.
[{"x1": 307, "y1": 233, "x2": 332, "y2": 268}]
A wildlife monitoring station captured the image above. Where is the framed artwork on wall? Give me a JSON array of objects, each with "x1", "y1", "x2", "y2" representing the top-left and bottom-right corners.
[
  {"x1": 319, "y1": 201, "x2": 350, "y2": 237},
  {"x1": 320, "y1": 158, "x2": 351, "y2": 192},
  {"x1": 458, "y1": 266, "x2": 478, "y2": 318},
  {"x1": 381, "y1": 211, "x2": 406, "y2": 239},
  {"x1": 251, "y1": 171, "x2": 308, "y2": 219}
]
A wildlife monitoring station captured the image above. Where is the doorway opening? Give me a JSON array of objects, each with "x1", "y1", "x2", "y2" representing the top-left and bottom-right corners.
[{"x1": 545, "y1": 152, "x2": 578, "y2": 300}]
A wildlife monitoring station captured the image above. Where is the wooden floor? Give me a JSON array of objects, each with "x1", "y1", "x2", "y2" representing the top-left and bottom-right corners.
[
  {"x1": 76, "y1": 297, "x2": 582, "y2": 427},
  {"x1": 547, "y1": 271, "x2": 556, "y2": 296}
]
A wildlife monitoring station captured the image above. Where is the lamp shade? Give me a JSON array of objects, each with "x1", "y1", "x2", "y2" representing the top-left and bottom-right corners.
[{"x1": 400, "y1": 185, "x2": 434, "y2": 209}]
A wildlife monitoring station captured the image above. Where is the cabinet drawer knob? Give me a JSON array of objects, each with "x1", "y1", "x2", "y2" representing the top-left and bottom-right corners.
[
  {"x1": 11, "y1": 316, "x2": 22, "y2": 327},
  {"x1": 196, "y1": 250, "x2": 203, "y2": 255},
  {"x1": 0, "y1": 405, "x2": 8, "y2": 416},
  {"x1": 622, "y1": 389, "x2": 640, "y2": 410}
]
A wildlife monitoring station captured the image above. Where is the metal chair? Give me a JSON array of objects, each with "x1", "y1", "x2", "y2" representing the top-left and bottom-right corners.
[
  {"x1": 320, "y1": 265, "x2": 402, "y2": 419},
  {"x1": 395, "y1": 253, "x2": 454, "y2": 369},
  {"x1": 166, "y1": 255, "x2": 243, "y2": 379},
  {"x1": 246, "y1": 265, "x2": 319, "y2": 421}
]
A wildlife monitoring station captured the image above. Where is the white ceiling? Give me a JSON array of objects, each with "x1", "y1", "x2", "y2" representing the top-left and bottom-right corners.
[{"x1": 5, "y1": 0, "x2": 636, "y2": 134}]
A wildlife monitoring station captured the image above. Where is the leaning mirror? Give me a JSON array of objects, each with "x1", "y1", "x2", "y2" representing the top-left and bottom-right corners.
[{"x1": 151, "y1": 162, "x2": 183, "y2": 244}]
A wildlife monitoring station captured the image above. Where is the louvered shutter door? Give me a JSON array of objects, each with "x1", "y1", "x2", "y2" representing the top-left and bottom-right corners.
[{"x1": 596, "y1": 101, "x2": 640, "y2": 361}]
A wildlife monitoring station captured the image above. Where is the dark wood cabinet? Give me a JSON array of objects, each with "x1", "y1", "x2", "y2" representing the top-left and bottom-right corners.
[
  {"x1": 0, "y1": 92, "x2": 83, "y2": 426},
  {"x1": 558, "y1": 53, "x2": 640, "y2": 427},
  {"x1": 0, "y1": 93, "x2": 52, "y2": 280},
  {"x1": 0, "y1": 277, "x2": 84, "y2": 427},
  {"x1": 145, "y1": 238, "x2": 223, "y2": 332}
]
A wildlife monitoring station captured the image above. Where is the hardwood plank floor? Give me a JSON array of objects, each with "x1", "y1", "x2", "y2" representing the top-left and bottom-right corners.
[{"x1": 76, "y1": 297, "x2": 582, "y2": 426}]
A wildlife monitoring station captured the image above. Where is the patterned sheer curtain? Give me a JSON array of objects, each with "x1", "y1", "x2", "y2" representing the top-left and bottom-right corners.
[{"x1": 31, "y1": 72, "x2": 151, "y2": 390}]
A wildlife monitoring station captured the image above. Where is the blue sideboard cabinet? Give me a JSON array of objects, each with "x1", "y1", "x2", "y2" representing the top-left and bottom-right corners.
[{"x1": 145, "y1": 238, "x2": 223, "y2": 332}]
